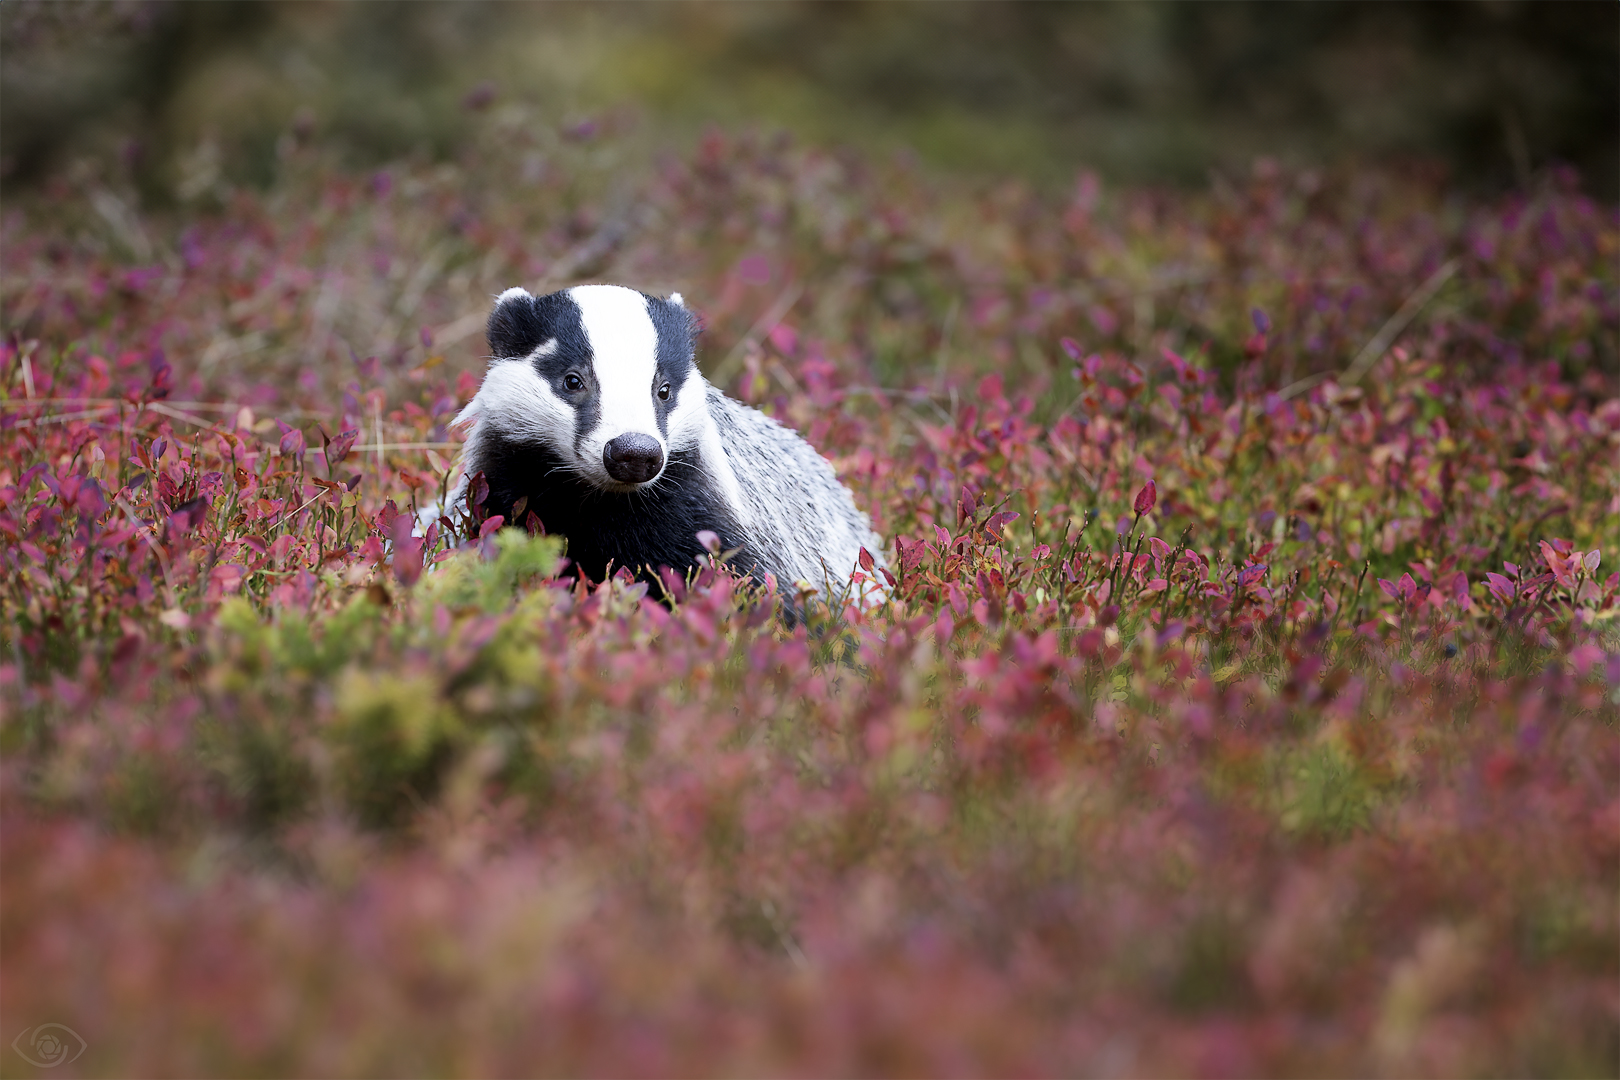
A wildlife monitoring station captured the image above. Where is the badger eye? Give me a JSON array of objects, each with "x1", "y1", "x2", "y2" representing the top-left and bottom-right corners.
[
  {"x1": 563, "y1": 373, "x2": 584, "y2": 392},
  {"x1": 657, "y1": 382, "x2": 672, "y2": 401}
]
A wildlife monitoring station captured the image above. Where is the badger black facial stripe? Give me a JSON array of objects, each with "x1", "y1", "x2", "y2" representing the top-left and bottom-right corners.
[{"x1": 647, "y1": 293, "x2": 698, "y2": 439}]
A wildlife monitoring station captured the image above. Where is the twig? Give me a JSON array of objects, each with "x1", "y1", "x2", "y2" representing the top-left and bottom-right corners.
[
  {"x1": 8, "y1": 407, "x2": 118, "y2": 429},
  {"x1": 432, "y1": 310, "x2": 488, "y2": 350},
  {"x1": 1340, "y1": 259, "x2": 1459, "y2": 386},
  {"x1": 114, "y1": 495, "x2": 177, "y2": 607},
  {"x1": 1277, "y1": 258, "x2": 1459, "y2": 400},
  {"x1": 707, "y1": 282, "x2": 804, "y2": 385},
  {"x1": 147, "y1": 401, "x2": 224, "y2": 431}
]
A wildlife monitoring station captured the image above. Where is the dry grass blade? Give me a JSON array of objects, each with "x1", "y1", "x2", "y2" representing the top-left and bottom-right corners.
[{"x1": 1340, "y1": 258, "x2": 1460, "y2": 386}]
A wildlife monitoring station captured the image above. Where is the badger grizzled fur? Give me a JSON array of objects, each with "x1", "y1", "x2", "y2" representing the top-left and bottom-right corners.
[{"x1": 453, "y1": 284, "x2": 885, "y2": 603}]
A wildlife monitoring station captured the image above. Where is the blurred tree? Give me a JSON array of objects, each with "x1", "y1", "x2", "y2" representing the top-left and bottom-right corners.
[{"x1": 2, "y1": 0, "x2": 1614, "y2": 198}]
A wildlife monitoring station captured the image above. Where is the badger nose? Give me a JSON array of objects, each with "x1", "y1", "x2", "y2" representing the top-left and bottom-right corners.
[{"x1": 602, "y1": 433, "x2": 664, "y2": 484}]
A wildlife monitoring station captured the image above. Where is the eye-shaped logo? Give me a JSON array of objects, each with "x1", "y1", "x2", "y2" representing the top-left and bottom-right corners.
[{"x1": 12, "y1": 1024, "x2": 88, "y2": 1068}]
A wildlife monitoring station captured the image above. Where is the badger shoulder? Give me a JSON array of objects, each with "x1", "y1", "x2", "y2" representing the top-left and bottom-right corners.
[{"x1": 700, "y1": 383, "x2": 885, "y2": 587}]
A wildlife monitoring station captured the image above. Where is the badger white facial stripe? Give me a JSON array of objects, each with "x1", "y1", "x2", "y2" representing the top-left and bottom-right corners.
[
  {"x1": 664, "y1": 377, "x2": 710, "y2": 449},
  {"x1": 570, "y1": 285, "x2": 662, "y2": 447},
  {"x1": 473, "y1": 359, "x2": 574, "y2": 449}
]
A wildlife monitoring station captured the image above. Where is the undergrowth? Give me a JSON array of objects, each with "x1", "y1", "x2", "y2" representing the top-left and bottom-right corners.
[{"x1": 2, "y1": 127, "x2": 1617, "y2": 1076}]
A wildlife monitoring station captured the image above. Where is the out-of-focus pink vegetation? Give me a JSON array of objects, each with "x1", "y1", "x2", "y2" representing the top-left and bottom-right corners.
[{"x1": 2, "y1": 126, "x2": 1618, "y2": 1077}]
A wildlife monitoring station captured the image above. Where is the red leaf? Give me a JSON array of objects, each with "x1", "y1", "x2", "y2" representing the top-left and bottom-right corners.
[
  {"x1": 467, "y1": 472, "x2": 491, "y2": 525},
  {"x1": 984, "y1": 511, "x2": 1020, "y2": 539},
  {"x1": 1237, "y1": 563, "x2": 1268, "y2": 589},
  {"x1": 1134, "y1": 479, "x2": 1157, "y2": 516}
]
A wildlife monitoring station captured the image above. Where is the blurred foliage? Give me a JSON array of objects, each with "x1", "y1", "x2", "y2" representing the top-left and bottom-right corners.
[
  {"x1": 3, "y1": 0, "x2": 1617, "y2": 199},
  {"x1": 2, "y1": 4, "x2": 1619, "y2": 1075},
  {"x1": 2, "y1": 121, "x2": 1618, "y2": 1070}
]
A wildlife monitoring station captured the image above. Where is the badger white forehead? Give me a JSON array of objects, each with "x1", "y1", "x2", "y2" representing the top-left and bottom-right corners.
[{"x1": 569, "y1": 285, "x2": 659, "y2": 378}]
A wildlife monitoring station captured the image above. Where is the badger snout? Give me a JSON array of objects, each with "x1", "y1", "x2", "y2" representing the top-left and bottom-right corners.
[{"x1": 602, "y1": 433, "x2": 664, "y2": 484}]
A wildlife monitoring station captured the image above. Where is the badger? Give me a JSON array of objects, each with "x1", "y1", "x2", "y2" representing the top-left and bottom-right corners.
[{"x1": 452, "y1": 283, "x2": 885, "y2": 607}]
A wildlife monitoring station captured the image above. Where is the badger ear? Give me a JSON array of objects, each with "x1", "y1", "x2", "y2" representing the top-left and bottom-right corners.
[
  {"x1": 486, "y1": 287, "x2": 544, "y2": 360},
  {"x1": 668, "y1": 292, "x2": 685, "y2": 308}
]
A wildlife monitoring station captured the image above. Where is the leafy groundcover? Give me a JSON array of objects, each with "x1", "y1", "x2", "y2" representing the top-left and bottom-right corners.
[{"x1": 2, "y1": 129, "x2": 1618, "y2": 1076}]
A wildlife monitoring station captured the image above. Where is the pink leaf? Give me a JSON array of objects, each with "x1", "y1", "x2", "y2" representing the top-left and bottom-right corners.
[
  {"x1": 276, "y1": 422, "x2": 305, "y2": 458},
  {"x1": 324, "y1": 428, "x2": 359, "y2": 470},
  {"x1": 767, "y1": 323, "x2": 798, "y2": 356},
  {"x1": 1398, "y1": 572, "x2": 1417, "y2": 602},
  {"x1": 391, "y1": 515, "x2": 423, "y2": 586},
  {"x1": 1484, "y1": 572, "x2": 1516, "y2": 603},
  {"x1": 1569, "y1": 644, "x2": 1605, "y2": 677},
  {"x1": 209, "y1": 563, "x2": 246, "y2": 596}
]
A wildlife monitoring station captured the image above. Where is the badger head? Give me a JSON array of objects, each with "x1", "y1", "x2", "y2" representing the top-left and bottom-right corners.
[{"x1": 460, "y1": 284, "x2": 701, "y2": 492}]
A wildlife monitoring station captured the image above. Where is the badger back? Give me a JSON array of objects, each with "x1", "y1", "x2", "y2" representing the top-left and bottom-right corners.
[{"x1": 455, "y1": 284, "x2": 750, "y2": 582}]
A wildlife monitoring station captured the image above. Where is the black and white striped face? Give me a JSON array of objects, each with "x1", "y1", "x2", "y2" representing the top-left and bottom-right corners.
[{"x1": 471, "y1": 284, "x2": 703, "y2": 491}]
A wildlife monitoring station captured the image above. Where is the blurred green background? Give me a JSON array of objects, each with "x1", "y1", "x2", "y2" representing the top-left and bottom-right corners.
[{"x1": 4, "y1": 0, "x2": 1616, "y2": 201}]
